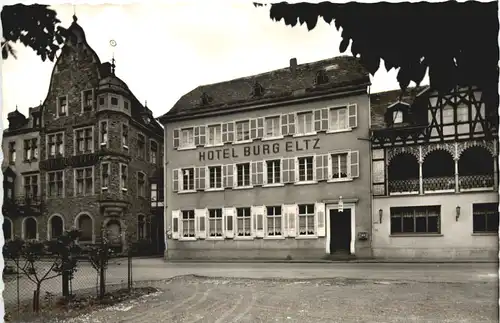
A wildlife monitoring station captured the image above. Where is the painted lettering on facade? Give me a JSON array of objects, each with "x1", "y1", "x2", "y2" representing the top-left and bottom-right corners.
[{"x1": 199, "y1": 138, "x2": 321, "y2": 161}]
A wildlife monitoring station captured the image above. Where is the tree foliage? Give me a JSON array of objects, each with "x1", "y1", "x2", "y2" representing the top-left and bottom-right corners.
[
  {"x1": 1, "y1": 4, "x2": 68, "y2": 61},
  {"x1": 256, "y1": 1, "x2": 499, "y2": 97}
]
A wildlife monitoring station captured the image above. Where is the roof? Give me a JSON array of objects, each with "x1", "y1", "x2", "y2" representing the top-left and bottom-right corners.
[
  {"x1": 370, "y1": 86, "x2": 428, "y2": 129},
  {"x1": 160, "y1": 56, "x2": 370, "y2": 122}
]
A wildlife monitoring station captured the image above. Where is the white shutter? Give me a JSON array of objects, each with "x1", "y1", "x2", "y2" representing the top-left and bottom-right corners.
[
  {"x1": 315, "y1": 154, "x2": 324, "y2": 181},
  {"x1": 257, "y1": 117, "x2": 265, "y2": 138},
  {"x1": 294, "y1": 157, "x2": 299, "y2": 183},
  {"x1": 289, "y1": 158, "x2": 296, "y2": 183},
  {"x1": 223, "y1": 207, "x2": 235, "y2": 238},
  {"x1": 250, "y1": 119, "x2": 258, "y2": 140},
  {"x1": 194, "y1": 126, "x2": 200, "y2": 146},
  {"x1": 195, "y1": 208, "x2": 207, "y2": 239},
  {"x1": 173, "y1": 129, "x2": 180, "y2": 149},
  {"x1": 173, "y1": 169, "x2": 179, "y2": 192},
  {"x1": 314, "y1": 109, "x2": 328, "y2": 132},
  {"x1": 315, "y1": 202, "x2": 326, "y2": 237},
  {"x1": 262, "y1": 161, "x2": 268, "y2": 185},
  {"x1": 350, "y1": 150, "x2": 360, "y2": 178},
  {"x1": 233, "y1": 164, "x2": 238, "y2": 188},
  {"x1": 222, "y1": 123, "x2": 229, "y2": 143},
  {"x1": 282, "y1": 204, "x2": 289, "y2": 237},
  {"x1": 252, "y1": 205, "x2": 265, "y2": 238},
  {"x1": 327, "y1": 154, "x2": 333, "y2": 180},
  {"x1": 172, "y1": 210, "x2": 180, "y2": 240},
  {"x1": 288, "y1": 113, "x2": 296, "y2": 135},
  {"x1": 227, "y1": 122, "x2": 235, "y2": 142},
  {"x1": 286, "y1": 204, "x2": 297, "y2": 237},
  {"x1": 251, "y1": 162, "x2": 257, "y2": 186},
  {"x1": 195, "y1": 167, "x2": 206, "y2": 190},
  {"x1": 321, "y1": 108, "x2": 329, "y2": 131},
  {"x1": 255, "y1": 161, "x2": 263, "y2": 186},
  {"x1": 282, "y1": 158, "x2": 289, "y2": 183},
  {"x1": 281, "y1": 114, "x2": 289, "y2": 136},
  {"x1": 348, "y1": 103, "x2": 358, "y2": 128},
  {"x1": 225, "y1": 164, "x2": 234, "y2": 188}
]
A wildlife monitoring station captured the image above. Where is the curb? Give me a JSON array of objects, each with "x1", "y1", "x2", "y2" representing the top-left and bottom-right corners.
[{"x1": 162, "y1": 259, "x2": 498, "y2": 264}]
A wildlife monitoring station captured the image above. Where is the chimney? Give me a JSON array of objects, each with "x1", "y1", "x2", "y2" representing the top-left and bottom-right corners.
[{"x1": 290, "y1": 58, "x2": 297, "y2": 77}]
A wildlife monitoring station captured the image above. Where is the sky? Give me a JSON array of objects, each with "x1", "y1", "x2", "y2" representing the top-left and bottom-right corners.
[{"x1": 1, "y1": 0, "x2": 430, "y2": 125}]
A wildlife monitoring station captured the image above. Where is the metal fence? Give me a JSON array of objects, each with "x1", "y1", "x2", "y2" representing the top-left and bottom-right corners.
[{"x1": 2, "y1": 242, "x2": 135, "y2": 316}]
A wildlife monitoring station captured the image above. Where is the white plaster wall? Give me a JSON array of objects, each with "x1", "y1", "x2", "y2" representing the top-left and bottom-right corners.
[{"x1": 372, "y1": 191, "x2": 499, "y2": 260}]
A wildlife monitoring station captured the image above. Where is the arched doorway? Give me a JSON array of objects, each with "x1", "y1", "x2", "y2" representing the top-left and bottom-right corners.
[
  {"x1": 23, "y1": 217, "x2": 37, "y2": 240},
  {"x1": 422, "y1": 149, "x2": 455, "y2": 192},
  {"x1": 49, "y1": 215, "x2": 64, "y2": 240},
  {"x1": 3, "y1": 217, "x2": 13, "y2": 241},
  {"x1": 388, "y1": 152, "x2": 419, "y2": 194},
  {"x1": 77, "y1": 214, "x2": 93, "y2": 242}
]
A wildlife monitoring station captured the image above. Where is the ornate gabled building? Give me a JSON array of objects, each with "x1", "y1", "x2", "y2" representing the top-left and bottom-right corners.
[
  {"x1": 2, "y1": 15, "x2": 165, "y2": 254},
  {"x1": 160, "y1": 56, "x2": 373, "y2": 260},
  {"x1": 370, "y1": 86, "x2": 499, "y2": 260}
]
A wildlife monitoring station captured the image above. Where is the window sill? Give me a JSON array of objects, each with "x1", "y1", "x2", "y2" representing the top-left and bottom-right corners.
[
  {"x1": 460, "y1": 187, "x2": 495, "y2": 192},
  {"x1": 294, "y1": 181, "x2": 317, "y2": 186},
  {"x1": 123, "y1": 145, "x2": 129, "y2": 150},
  {"x1": 390, "y1": 234, "x2": 443, "y2": 237},
  {"x1": 101, "y1": 187, "x2": 108, "y2": 191},
  {"x1": 233, "y1": 140, "x2": 253, "y2": 145},
  {"x1": 121, "y1": 188, "x2": 128, "y2": 192},
  {"x1": 204, "y1": 143, "x2": 224, "y2": 148},
  {"x1": 178, "y1": 190, "x2": 196, "y2": 194},
  {"x1": 263, "y1": 236, "x2": 285, "y2": 240},
  {"x1": 327, "y1": 178, "x2": 353, "y2": 183},
  {"x1": 233, "y1": 186, "x2": 253, "y2": 190},
  {"x1": 295, "y1": 235, "x2": 318, "y2": 240},
  {"x1": 263, "y1": 183, "x2": 285, "y2": 188},
  {"x1": 179, "y1": 237, "x2": 197, "y2": 241},
  {"x1": 389, "y1": 191, "x2": 420, "y2": 196},
  {"x1": 423, "y1": 189, "x2": 455, "y2": 194},
  {"x1": 206, "y1": 237, "x2": 225, "y2": 241},
  {"x1": 293, "y1": 132, "x2": 317, "y2": 138},
  {"x1": 261, "y1": 136, "x2": 284, "y2": 142},
  {"x1": 205, "y1": 188, "x2": 224, "y2": 192},
  {"x1": 100, "y1": 142, "x2": 107, "y2": 147},
  {"x1": 326, "y1": 128, "x2": 352, "y2": 134},
  {"x1": 472, "y1": 232, "x2": 498, "y2": 236},
  {"x1": 234, "y1": 236, "x2": 254, "y2": 241},
  {"x1": 177, "y1": 146, "x2": 196, "y2": 151}
]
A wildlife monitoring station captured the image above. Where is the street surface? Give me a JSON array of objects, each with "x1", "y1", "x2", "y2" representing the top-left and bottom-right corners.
[{"x1": 3, "y1": 259, "x2": 499, "y2": 322}]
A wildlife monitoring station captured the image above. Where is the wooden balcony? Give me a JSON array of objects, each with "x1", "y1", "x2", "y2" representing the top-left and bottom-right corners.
[
  {"x1": 423, "y1": 176, "x2": 455, "y2": 192},
  {"x1": 387, "y1": 174, "x2": 495, "y2": 195},
  {"x1": 459, "y1": 174, "x2": 495, "y2": 191},
  {"x1": 388, "y1": 179, "x2": 419, "y2": 194}
]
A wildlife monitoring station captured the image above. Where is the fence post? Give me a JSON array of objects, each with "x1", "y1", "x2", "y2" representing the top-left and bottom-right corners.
[{"x1": 99, "y1": 236, "x2": 107, "y2": 299}]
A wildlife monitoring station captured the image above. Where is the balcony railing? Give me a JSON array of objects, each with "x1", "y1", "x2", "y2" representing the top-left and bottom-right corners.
[
  {"x1": 388, "y1": 179, "x2": 419, "y2": 194},
  {"x1": 459, "y1": 174, "x2": 495, "y2": 190},
  {"x1": 423, "y1": 176, "x2": 455, "y2": 192}
]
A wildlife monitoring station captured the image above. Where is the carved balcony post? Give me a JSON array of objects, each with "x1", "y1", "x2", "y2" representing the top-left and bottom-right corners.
[
  {"x1": 418, "y1": 146, "x2": 423, "y2": 195},
  {"x1": 454, "y1": 157, "x2": 459, "y2": 193}
]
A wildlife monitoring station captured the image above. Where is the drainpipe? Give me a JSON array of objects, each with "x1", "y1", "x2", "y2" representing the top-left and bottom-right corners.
[{"x1": 163, "y1": 124, "x2": 168, "y2": 259}]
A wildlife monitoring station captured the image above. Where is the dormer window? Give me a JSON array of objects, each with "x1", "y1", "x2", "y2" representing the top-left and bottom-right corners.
[
  {"x1": 315, "y1": 70, "x2": 329, "y2": 85},
  {"x1": 83, "y1": 90, "x2": 93, "y2": 112},
  {"x1": 252, "y1": 82, "x2": 265, "y2": 97},
  {"x1": 58, "y1": 96, "x2": 67, "y2": 116},
  {"x1": 393, "y1": 110, "x2": 403, "y2": 124},
  {"x1": 200, "y1": 92, "x2": 213, "y2": 106}
]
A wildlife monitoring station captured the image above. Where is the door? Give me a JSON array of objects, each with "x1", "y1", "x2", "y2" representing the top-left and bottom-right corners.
[{"x1": 329, "y1": 209, "x2": 352, "y2": 254}]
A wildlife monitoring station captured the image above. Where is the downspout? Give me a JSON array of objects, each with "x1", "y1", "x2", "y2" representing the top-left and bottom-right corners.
[
  {"x1": 163, "y1": 123, "x2": 168, "y2": 260},
  {"x1": 367, "y1": 85, "x2": 374, "y2": 259}
]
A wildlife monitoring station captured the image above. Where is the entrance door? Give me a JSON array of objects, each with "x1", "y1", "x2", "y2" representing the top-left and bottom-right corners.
[{"x1": 329, "y1": 209, "x2": 352, "y2": 254}]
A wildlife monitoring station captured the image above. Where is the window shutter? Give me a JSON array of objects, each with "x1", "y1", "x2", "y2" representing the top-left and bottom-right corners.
[
  {"x1": 172, "y1": 210, "x2": 180, "y2": 239},
  {"x1": 315, "y1": 154, "x2": 325, "y2": 181},
  {"x1": 281, "y1": 114, "x2": 289, "y2": 136},
  {"x1": 327, "y1": 154, "x2": 333, "y2": 180},
  {"x1": 314, "y1": 109, "x2": 322, "y2": 132},
  {"x1": 195, "y1": 209, "x2": 207, "y2": 239},
  {"x1": 173, "y1": 169, "x2": 179, "y2": 192},
  {"x1": 199, "y1": 126, "x2": 206, "y2": 146},
  {"x1": 282, "y1": 158, "x2": 290, "y2": 183},
  {"x1": 232, "y1": 164, "x2": 238, "y2": 188},
  {"x1": 315, "y1": 202, "x2": 326, "y2": 237},
  {"x1": 288, "y1": 113, "x2": 296, "y2": 135},
  {"x1": 321, "y1": 108, "x2": 329, "y2": 131},
  {"x1": 262, "y1": 161, "x2": 268, "y2": 185},
  {"x1": 350, "y1": 150, "x2": 360, "y2": 178},
  {"x1": 257, "y1": 161, "x2": 263, "y2": 185},
  {"x1": 194, "y1": 126, "x2": 200, "y2": 146},
  {"x1": 224, "y1": 164, "x2": 233, "y2": 188},
  {"x1": 222, "y1": 123, "x2": 229, "y2": 143},
  {"x1": 252, "y1": 205, "x2": 265, "y2": 238},
  {"x1": 251, "y1": 161, "x2": 257, "y2": 186},
  {"x1": 282, "y1": 204, "x2": 289, "y2": 237},
  {"x1": 250, "y1": 119, "x2": 258, "y2": 139},
  {"x1": 286, "y1": 204, "x2": 297, "y2": 237},
  {"x1": 348, "y1": 103, "x2": 358, "y2": 128},
  {"x1": 251, "y1": 161, "x2": 263, "y2": 186},
  {"x1": 257, "y1": 118, "x2": 265, "y2": 138},
  {"x1": 227, "y1": 122, "x2": 235, "y2": 142},
  {"x1": 196, "y1": 167, "x2": 206, "y2": 190},
  {"x1": 293, "y1": 158, "x2": 298, "y2": 183},
  {"x1": 173, "y1": 129, "x2": 180, "y2": 149},
  {"x1": 223, "y1": 207, "x2": 235, "y2": 238}
]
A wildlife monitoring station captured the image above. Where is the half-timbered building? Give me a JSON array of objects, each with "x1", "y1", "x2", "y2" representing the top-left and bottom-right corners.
[
  {"x1": 159, "y1": 57, "x2": 373, "y2": 260},
  {"x1": 370, "y1": 86, "x2": 499, "y2": 260}
]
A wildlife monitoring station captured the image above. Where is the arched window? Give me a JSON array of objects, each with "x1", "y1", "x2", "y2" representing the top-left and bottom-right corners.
[
  {"x1": 77, "y1": 214, "x2": 93, "y2": 242},
  {"x1": 388, "y1": 153, "x2": 419, "y2": 194},
  {"x1": 422, "y1": 149, "x2": 455, "y2": 191},
  {"x1": 23, "y1": 217, "x2": 37, "y2": 240},
  {"x1": 459, "y1": 146, "x2": 495, "y2": 190},
  {"x1": 137, "y1": 215, "x2": 147, "y2": 240},
  {"x1": 49, "y1": 215, "x2": 64, "y2": 240},
  {"x1": 3, "y1": 218, "x2": 13, "y2": 241}
]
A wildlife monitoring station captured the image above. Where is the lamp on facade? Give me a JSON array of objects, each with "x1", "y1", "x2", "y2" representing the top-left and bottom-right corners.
[
  {"x1": 456, "y1": 206, "x2": 461, "y2": 221},
  {"x1": 338, "y1": 196, "x2": 344, "y2": 212},
  {"x1": 379, "y1": 209, "x2": 383, "y2": 223}
]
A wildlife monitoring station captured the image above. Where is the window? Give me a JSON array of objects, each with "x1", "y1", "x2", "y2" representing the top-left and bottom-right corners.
[
  {"x1": 457, "y1": 104, "x2": 469, "y2": 122},
  {"x1": 47, "y1": 171, "x2": 63, "y2": 197},
  {"x1": 329, "y1": 107, "x2": 348, "y2": 130},
  {"x1": 442, "y1": 107, "x2": 454, "y2": 124},
  {"x1": 236, "y1": 207, "x2": 251, "y2": 237},
  {"x1": 124, "y1": 101, "x2": 129, "y2": 110},
  {"x1": 150, "y1": 141, "x2": 158, "y2": 163},
  {"x1": 180, "y1": 128, "x2": 194, "y2": 148},
  {"x1": 8, "y1": 142, "x2": 16, "y2": 163},
  {"x1": 111, "y1": 97, "x2": 118, "y2": 106},
  {"x1": 137, "y1": 134, "x2": 146, "y2": 159},
  {"x1": 138, "y1": 215, "x2": 147, "y2": 240},
  {"x1": 208, "y1": 208, "x2": 223, "y2": 237},
  {"x1": 207, "y1": 125, "x2": 222, "y2": 146},
  {"x1": 4, "y1": 175, "x2": 14, "y2": 200},
  {"x1": 83, "y1": 90, "x2": 93, "y2": 111},
  {"x1": 298, "y1": 156, "x2": 314, "y2": 182},
  {"x1": 266, "y1": 160, "x2": 281, "y2": 184},
  {"x1": 331, "y1": 153, "x2": 348, "y2": 179},
  {"x1": 151, "y1": 183, "x2": 159, "y2": 201},
  {"x1": 99, "y1": 97, "x2": 105, "y2": 106},
  {"x1": 137, "y1": 172, "x2": 146, "y2": 197},
  {"x1": 181, "y1": 210, "x2": 195, "y2": 238},
  {"x1": 75, "y1": 127, "x2": 93, "y2": 154},
  {"x1": 390, "y1": 206, "x2": 441, "y2": 234},
  {"x1": 297, "y1": 112, "x2": 313, "y2": 135},
  {"x1": 24, "y1": 218, "x2": 37, "y2": 240},
  {"x1": 235, "y1": 120, "x2": 250, "y2": 142},
  {"x1": 24, "y1": 175, "x2": 38, "y2": 198},
  {"x1": 181, "y1": 168, "x2": 195, "y2": 191},
  {"x1": 473, "y1": 203, "x2": 499, "y2": 233},
  {"x1": 23, "y1": 139, "x2": 37, "y2": 161},
  {"x1": 100, "y1": 121, "x2": 108, "y2": 146},
  {"x1": 265, "y1": 116, "x2": 280, "y2": 138},
  {"x1": 75, "y1": 167, "x2": 93, "y2": 196},
  {"x1": 236, "y1": 163, "x2": 251, "y2": 187},
  {"x1": 58, "y1": 96, "x2": 67, "y2": 116},
  {"x1": 120, "y1": 164, "x2": 128, "y2": 192},
  {"x1": 77, "y1": 214, "x2": 93, "y2": 241},
  {"x1": 266, "y1": 206, "x2": 282, "y2": 236},
  {"x1": 393, "y1": 110, "x2": 403, "y2": 124},
  {"x1": 122, "y1": 124, "x2": 129, "y2": 148},
  {"x1": 101, "y1": 163, "x2": 110, "y2": 189},
  {"x1": 3, "y1": 219, "x2": 12, "y2": 241},
  {"x1": 208, "y1": 166, "x2": 223, "y2": 189},
  {"x1": 298, "y1": 204, "x2": 315, "y2": 236},
  {"x1": 48, "y1": 133, "x2": 64, "y2": 157}
]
